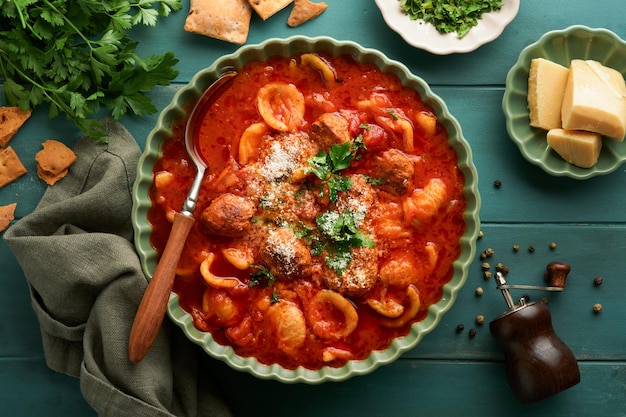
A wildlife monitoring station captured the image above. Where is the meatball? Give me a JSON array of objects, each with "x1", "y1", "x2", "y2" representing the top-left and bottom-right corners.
[
  {"x1": 336, "y1": 175, "x2": 375, "y2": 221},
  {"x1": 311, "y1": 112, "x2": 351, "y2": 150},
  {"x1": 201, "y1": 193, "x2": 256, "y2": 238},
  {"x1": 373, "y1": 149, "x2": 415, "y2": 196},
  {"x1": 323, "y1": 246, "x2": 378, "y2": 298},
  {"x1": 260, "y1": 228, "x2": 313, "y2": 280}
]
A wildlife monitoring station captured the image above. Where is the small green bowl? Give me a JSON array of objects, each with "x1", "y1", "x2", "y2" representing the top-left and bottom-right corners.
[
  {"x1": 502, "y1": 25, "x2": 626, "y2": 179},
  {"x1": 132, "y1": 36, "x2": 481, "y2": 383}
]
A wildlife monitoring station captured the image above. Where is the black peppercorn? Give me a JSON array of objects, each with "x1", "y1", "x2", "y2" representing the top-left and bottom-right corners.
[
  {"x1": 456, "y1": 324, "x2": 465, "y2": 333},
  {"x1": 468, "y1": 328, "x2": 477, "y2": 338},
  {"x1": 494, "y1": 179, "x2": 502, "y2": 188},
  {"x1": 593, "y1": 276, "x2": 603, "y2": 286}
]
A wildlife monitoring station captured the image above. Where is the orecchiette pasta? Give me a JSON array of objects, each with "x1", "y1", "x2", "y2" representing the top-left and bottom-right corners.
[
  {"x1": 238, "y1": 122, "x2": 268, "y2": 165},
  {"x1": 256, "y1": 82, "x2": 305, "y2": 132},
  {"x1": 300, "y1": 53, "x2": 337, "y2": 85},
  {"x1": 267, "y1": 300, "x2": 307, "y2": 355},
  {"x1": 308, "y1": 289, "x2": 359, "y2": 340},
  {"x1": 379, "y1": 285, "x2": 421, "y2": 328},
  {"x1": 200, "y1": 252, "x2": 241, "y2": 288}
]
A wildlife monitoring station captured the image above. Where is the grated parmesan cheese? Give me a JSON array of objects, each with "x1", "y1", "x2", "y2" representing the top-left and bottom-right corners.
[
  {"x1": 317, "y1": 210, "x2": 340, "y2": 236},
  {"x1": 265, "y1": 229, "x2": 297, "y2": 275},
  {"x1": 259, "y1": 136, "x2": 306, "y2": 181}
]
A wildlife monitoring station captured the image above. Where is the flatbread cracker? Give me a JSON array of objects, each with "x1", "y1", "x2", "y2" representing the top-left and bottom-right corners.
[
  {"x1": 35, "y1": 140, "x2": 76, "y2": 185},
  {"x1": 248, "y1": 0, "x2": 293, "y2": 20},
  {"x1": 0, "y1": 147, "x2": 28, "y2": 188},
  {"x1": 0, "y1": 107, "x2": 32, "y2": 148},
  {"x1": 184, "y1": 0, "x2": 252, "y2": 45},
  {"x1": 0, "y1": 203, "x2": 17, "y2": 232},
  {"x1": 287, "y1": 0, "x2": 327, "y2": 27}
]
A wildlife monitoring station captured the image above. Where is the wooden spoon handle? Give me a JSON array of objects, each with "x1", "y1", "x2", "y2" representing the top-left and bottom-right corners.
[{"x1": 128, "y1": 212, "x2": 195, "y2": 363}]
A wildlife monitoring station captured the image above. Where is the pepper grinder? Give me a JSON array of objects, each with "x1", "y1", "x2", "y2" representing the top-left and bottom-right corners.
[{"x1": 489, "y1": 272, "x2": 580, "y2": 404}]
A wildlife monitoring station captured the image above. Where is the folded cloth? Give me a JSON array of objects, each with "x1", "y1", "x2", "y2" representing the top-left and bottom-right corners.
[{"x1": 4, "y1": 118, "x2": 233, "y2": 417}]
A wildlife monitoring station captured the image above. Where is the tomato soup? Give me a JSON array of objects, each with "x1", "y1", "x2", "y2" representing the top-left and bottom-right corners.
[{"x1": 149, "y1": 53, "x2": 467, "y2": 370}]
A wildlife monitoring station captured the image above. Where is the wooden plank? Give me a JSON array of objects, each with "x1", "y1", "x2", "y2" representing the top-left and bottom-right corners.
[
  {"x1": 405, "y1": 223, "x2": 626, "y2": 361},
  {"x1": 2, "y1": 222, "x2": 624, "y2": 360},
  {"x1": 2, "y1": 1, "x2": 626, "y2": 416},
  {"x1": 128, "y1": 0, "x2": 626, "y2": 86},
  {"x1": 5, "y1": 85, "x2": 626, "y2": 223},
  {"x1": 0, "y1": 241, "x2": 46, "y2": 356},
  {"x1": 207, "y1": 359, "x2": 626, "y2": 417},
  {"x1": 0, "y1": 359, "x2": 95, "y2": 416},
  {"x1": 1, "y1": 356, "x2": 623, "y2": 417}
]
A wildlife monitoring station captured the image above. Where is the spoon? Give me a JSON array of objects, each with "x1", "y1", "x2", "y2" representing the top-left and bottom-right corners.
[{"x1": 128, "y1": 70, "x2": 237, "y2": 363}]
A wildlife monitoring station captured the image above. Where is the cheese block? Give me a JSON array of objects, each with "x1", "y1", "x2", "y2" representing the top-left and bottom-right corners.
[
  {"x1": 527, "y1": 58, "x2": 569, "y2": 130},
  {"x1": 561, "y1": 59, "x2": 626, "y2": 141},
  {"x1": 547, "y1": 128, "x2": 602, "y2": 168}
]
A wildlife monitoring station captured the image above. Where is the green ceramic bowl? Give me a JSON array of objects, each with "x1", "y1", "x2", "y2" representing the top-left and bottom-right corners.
[
  {"x1": 502, "y1": 25, "x2": 626, "y2": 179},
  {"x1": 132, "y1": 36, "x2": 481, "y2": 383}
]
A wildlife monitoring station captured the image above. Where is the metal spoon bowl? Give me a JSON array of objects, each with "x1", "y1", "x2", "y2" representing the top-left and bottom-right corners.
[{"x1": 128, "y1": 70, "x2": 237, "y2": 363}]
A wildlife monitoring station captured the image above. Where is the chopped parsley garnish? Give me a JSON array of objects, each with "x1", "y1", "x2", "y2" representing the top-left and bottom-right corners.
[
  {"x1": 270, "y1": 291, "x2": 280, "y2": 304},
  {"x1": 258, "y1": 194, "x2": 273, "y2": 209},
  {"x1": 363, "y1": 175, "x2": 385, "y2": 186},
  {"x1": 400, "y1": 0, "x2": 503, "y2": 39},
  {"x1": 302, "y1": 137, "x2": 374, "y2": 274},
  {"x1": 313, "y1": 209, "x2": 374, "y2": 275},
  {"x1": 292, "y1": 220, "x2": 314, "y2": 239},
  {"x1": 248, "y1": 264, "x2": 276, "y2": 288},
  {"x1": 305, "y1": 138, "x2": 365, "y2": 202}
]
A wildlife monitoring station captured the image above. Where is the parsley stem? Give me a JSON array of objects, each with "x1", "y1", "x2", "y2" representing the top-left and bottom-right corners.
[
  {"x1": 41, "y1": 0, "x2": 100, "y2": 56},
  {"x1": 14, "y1": 4, "x2": 41, "y2": 39},
  {"x1": 0, "y1": 54, "x2": 78, "y2": 119}
]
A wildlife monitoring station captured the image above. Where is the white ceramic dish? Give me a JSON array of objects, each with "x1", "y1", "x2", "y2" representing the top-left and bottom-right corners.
[{"x1": 374, "y1": 0, "x2": 520, "y2": 54}]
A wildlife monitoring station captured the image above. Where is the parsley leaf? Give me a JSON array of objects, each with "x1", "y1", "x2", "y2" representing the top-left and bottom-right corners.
[
  {"x1": 0, "y1": 0, "x2": 182, "y2": 139},
  {"x1": 399, "y1": 0, "x2": 503, "y2": 39},
  {"x1": 248, "y1": 264, "x2": 277, "y2": 288},
  {"x1": 305, "y1": 138, "x2": 365, "y2": 202},
  {"x1": 314, "y1": 209, "x2": 374, "y2": 275}
]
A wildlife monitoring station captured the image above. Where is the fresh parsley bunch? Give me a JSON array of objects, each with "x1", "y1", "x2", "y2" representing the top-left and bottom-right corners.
[
  {"x1": 0, "y1": 0, "x2": 182, "y2": 138},
  {"x1": 400, "y1": 0, "x2": 503, "y2": 39}
]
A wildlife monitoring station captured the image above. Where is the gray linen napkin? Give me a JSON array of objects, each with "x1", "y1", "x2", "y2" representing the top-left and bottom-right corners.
[{"x1": 4, "y1": 118, "x2": 233, "y2": 417}]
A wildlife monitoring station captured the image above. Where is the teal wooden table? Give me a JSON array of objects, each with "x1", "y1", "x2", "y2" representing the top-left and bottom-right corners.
[{"x1": 2, "y1": 1, "x2": 625, "y2": 415}]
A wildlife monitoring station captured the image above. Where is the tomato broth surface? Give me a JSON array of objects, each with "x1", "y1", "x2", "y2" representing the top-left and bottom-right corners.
[{"x1": 149, "y1": 53, "x2": 467, "y2": 370}]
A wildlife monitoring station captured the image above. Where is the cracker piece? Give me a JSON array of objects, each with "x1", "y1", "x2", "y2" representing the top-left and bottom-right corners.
[
  {"x1": 0, "y1": 107, "x2": 32, "y2": 148},
  {"x1": 35, "y1": 140, "x2": 77, "y2": 185},
  {"x1": 184, "y1": 0, "x2": 252, "y2": 45},
  {"x1": 37, "y1": 165, "x2": 69, "y2": 186},
  {"x1": 248, "y1": 0, "x2": 293, "y2": 20},
  {"x1": 0, "y1": 203, "x2": 17, "y2": 232},
  {"x1": 287, "y1": 0, "x2": 327, "y2": 27},
  {"x1": 0, "y1": 147, "x2": 28, "y2": 188}
]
